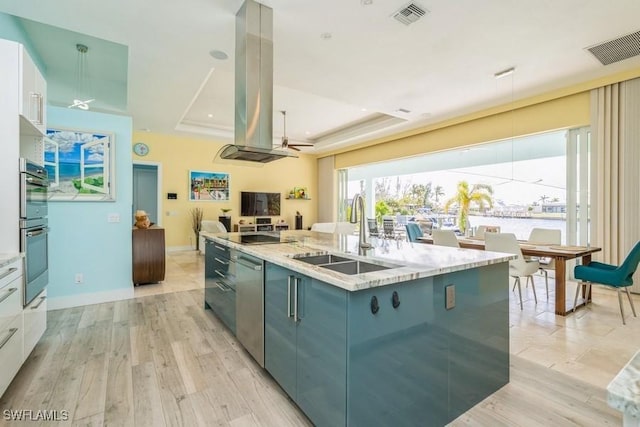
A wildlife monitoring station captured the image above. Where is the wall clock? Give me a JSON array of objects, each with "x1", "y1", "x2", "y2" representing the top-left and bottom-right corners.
[{"x1": 133, "y1": 142, "x2": 149, "y2": 156}]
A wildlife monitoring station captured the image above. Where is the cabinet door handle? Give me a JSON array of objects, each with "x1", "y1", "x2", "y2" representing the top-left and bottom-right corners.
[
  {"x1": 0, "y1": 267, "x2": 18, "y2": 281},
  {"x1": 214, "y1": 257, "x2": 228, "y2": 265},
  {"x1": 214, "y1": 269, "x2": 226, "y2": 278},
  {"x1": 0, "y1": 287, "x2": 17, "y2": 305},
  {"x1": 0, "y1": 328, "x2": 18, "y2": 350},
  {"x1": 31, "y1": 295, "x2": 46, "y2": 310},
  {"x1": 30, "y1": 92, "x2": 38, "y2": 122},
  {"x1": 38, "y1": 93, "x2": 44, "y2": 125},
  {"x1": 287, "y1": 275, "x2": 293, "y2": 318},
  {"x1": 214, "y1": 245, "x2": 226, "y2": 251},
  {"x1": 294, "y1": 277, "x2": 300, "y2": 322},
  {"x1": 215, "y1": 281, "x2": 230, "y2": 292}
]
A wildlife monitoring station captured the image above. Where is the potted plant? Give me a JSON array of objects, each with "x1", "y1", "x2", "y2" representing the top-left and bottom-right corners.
[
  {"x1": 220, "y1": 208, "x2": 232, "y2": 217},
  {"x1": 190, "y1": 207, "x2": 203, "y2": 251}
]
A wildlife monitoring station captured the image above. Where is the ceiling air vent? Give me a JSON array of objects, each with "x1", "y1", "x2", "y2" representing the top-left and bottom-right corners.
[
  {"x1": 586, "y1": 30, "x2": 640, "y2": 65},
  {"x1": 392, "y1": 2, "x2": 428, "y2": 26}
]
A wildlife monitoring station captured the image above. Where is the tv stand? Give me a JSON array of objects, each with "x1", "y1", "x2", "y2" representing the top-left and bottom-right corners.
[{"x1": 234, "y1": 223, "x2": 289, "y2": 232}]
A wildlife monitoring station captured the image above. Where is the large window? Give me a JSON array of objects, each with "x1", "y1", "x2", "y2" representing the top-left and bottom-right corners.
[{"x1": 340, "y1": 127, "x2": 591, "y2": 244}]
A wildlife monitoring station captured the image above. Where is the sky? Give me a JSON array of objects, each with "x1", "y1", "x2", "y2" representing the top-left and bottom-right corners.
[{"x1": 349, "y1": 155, "x2": 567, "y2": 207}]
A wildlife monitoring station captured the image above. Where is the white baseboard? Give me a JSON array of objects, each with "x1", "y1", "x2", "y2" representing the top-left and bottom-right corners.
[{"x1": 47, "y1": 287, "x2": 134, "y2": 310}]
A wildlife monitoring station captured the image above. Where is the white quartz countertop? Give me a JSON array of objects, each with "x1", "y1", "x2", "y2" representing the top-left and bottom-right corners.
[
  {"x1": 607, "y1": 349, "x2": 640, "y2": 418},
  {"x1": 0, "y1": 253, "x2": 23, "y2": 268},
  {"x1": 202, "y1": 230, "x2": 514, "y2": 292}
]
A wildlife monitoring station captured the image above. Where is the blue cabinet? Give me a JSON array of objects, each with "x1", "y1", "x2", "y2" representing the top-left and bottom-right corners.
[
  {"x1": 265, "y1": 261, "x2": 509, "y2": 427},
  {"x1": 265, "y1": 263, "x2": 347, "y2": 427},
  {"x1": 346, "y1": 277, "x2": 449, "y2": 427},
  {"x1": 204, "y1": 240, "x2": 236, "y2": 333}
]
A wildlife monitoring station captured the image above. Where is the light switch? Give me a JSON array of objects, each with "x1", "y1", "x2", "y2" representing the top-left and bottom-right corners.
[
  {"x1": 445, "y1": 284, "x2": 455, "y2": 310},
  {"x1": 107, "y1": 213, "x2": 120, "y2": 223}
]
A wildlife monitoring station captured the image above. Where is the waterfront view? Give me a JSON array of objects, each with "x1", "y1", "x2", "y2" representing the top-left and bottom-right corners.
[{"x1": 467, "y1": 215, "x2": 566, "y2": 243}]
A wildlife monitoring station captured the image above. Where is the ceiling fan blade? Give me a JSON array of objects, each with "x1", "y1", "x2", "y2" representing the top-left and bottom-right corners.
[
  {"x1": 289, "y1": 143, "x2": 314, "y2": 147},
  {"x1": 289, "y1": 146, "x2": 301, "y2": 151}
]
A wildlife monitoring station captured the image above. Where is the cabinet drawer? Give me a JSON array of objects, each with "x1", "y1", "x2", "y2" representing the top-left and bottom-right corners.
[
  {"x1": 0, "y1": 315, "x2": 24, "y2": 397},
  {"x1": 0, "y1": 276, "x2": 23, "y2": 333},
  {"x1": 0, "y1": 260, "x2": 22, "y2": 290},
  {"x1": 207, "y1": 240, "x2": 230, "y2": 260},
  {"x1": 24, "y1": 289, "x2": 46, "y2": 360}
]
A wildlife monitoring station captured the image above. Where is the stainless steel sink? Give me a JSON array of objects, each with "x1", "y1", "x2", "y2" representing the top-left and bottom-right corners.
[
  {"x1": 294, "y1": 254, "x2": 351, "y2": 265},
  {"x1": 293, "y1": 253, "x2": 401, "y2": 275},
  {"x1": 320, "y1": 260, "x2": 393, "y2": 275}
]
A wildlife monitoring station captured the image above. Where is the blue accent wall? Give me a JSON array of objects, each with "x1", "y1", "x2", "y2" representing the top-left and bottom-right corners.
[
  {"x1": 47, "y1": 106, "x2": 133, "y2": 300},
  {"x1": 0, "y1": 13, "x2": 45, "y2": 72}
]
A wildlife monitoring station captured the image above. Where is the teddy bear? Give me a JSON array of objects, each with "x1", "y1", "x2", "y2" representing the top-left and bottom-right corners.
[{"x1": 134, "y1": 210, "x2": 151, "y2": 229}]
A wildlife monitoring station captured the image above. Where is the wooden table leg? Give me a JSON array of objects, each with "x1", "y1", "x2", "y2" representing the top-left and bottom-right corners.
[
  {"x1": 581, "y1": 254, "x2": 592, "y2": 302},
  {"x1": 554, "y1": 258, "x2": 567, "y2": 315}
]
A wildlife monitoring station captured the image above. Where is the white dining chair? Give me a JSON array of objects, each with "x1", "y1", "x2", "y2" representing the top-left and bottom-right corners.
[
  {"x1": 432, "y1": 229, "x2": 460, "y2": 248},
  {"x1": 527, "y1": 228, "x2": 561, "y2": 300},
  {"x1": 476, "y1": 225, "x2": 501, "y2": 239},
  {"x1": 485, "y1": 232, "x2": 540, "y2": 310}
]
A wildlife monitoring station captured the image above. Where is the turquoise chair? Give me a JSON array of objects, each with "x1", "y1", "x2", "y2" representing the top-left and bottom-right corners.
[
  {"x1": 405, "y1": 222, "x2": 423, "y2": 242},
  {"x1": 573, "y1": 241, "x2": 640, "y2": 324}
]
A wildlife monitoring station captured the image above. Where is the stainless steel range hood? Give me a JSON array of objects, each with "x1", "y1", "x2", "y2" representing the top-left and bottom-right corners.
[{"x1": 219, "y1": 0, "x2": 296, "y2": 163}]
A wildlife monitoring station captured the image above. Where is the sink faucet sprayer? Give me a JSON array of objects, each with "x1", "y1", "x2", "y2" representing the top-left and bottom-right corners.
[{"x1": 350, "y1": 194, "x2": 372, "y2": 250}]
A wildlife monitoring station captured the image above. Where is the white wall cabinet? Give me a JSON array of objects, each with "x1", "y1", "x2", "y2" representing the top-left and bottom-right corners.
[
  {"x1": 18, "y1": 44, "x2": 47, "y2": 136},
  {"x1": 0, "y1": 260, "x2": 24, "y2": 397}
]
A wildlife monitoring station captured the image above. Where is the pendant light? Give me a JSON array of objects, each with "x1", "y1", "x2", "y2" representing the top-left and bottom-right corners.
[{"x1": 68, "y1": 43, "x2": 95, "y2": 110}]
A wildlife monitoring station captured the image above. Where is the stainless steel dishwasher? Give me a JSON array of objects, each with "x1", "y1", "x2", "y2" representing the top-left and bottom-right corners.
[{"x1": 235, "y1": 252, "x2": 265, "y2": 366}]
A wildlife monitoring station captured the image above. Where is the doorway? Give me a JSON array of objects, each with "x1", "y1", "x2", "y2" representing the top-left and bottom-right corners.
[{"x1": 133, "y1": 163, "x2": 161, "y2": 225}]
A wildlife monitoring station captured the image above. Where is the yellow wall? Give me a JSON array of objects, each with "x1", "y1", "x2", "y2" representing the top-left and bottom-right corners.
[
  {"x1": 331, "y1": 66, "x2": 640, "y2": 169},
  {"x1": 132, "y1": 132, "x2": 318, "y2": 248},
  {"x1": 335, "y1": 92, "x2": 590, "y2": 169}
]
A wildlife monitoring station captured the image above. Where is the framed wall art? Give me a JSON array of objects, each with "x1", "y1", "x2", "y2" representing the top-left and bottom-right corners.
[
  {"x1": 44, "y1": 128, "x2": 116, "y2": 201},
  {"x1": 189, "y1": 170, "x2": 230, "y2": 201}
]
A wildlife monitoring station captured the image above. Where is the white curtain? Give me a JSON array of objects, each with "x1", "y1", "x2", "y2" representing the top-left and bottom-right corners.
[{"x1": 591, "y1": 77, "x2": 640, "y2": 293}]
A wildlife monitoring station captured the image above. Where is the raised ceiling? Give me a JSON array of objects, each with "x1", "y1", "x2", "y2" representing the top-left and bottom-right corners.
[{"x1": 2, "y1": 0, "x2": 640, "y2": 154}]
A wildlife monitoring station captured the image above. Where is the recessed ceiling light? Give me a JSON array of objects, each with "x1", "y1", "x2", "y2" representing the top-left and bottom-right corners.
[
  {"x1": 207, "y1": 113, "x2": 213, "y2": 118},
  {"x1": 320, "y1": 32, "x2": 332, "y2": 40},
  {"x1": 361, "y1": 108, "x2": 367, "y2": 112},
  {"x1": 209, "y1": 50, "x2": 229, "y2": 60},
  {"x1": 305, "y1": 131, "x2": 311, "y2": 135},
  {"x1": 361, "y1": 0, "x2": 373, "y2": 5}
]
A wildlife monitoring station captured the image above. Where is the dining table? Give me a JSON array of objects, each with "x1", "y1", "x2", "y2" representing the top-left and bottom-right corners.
[{"x1": 417, "y1": 235, "x2": 602, "y2": 315}]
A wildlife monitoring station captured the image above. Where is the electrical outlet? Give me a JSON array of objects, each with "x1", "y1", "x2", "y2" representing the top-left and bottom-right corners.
[
  {"x1": 107, "y1": 213, "x2": 120, "y2": 223},
  {"x1": 445, "y1": 284, "x2": 455, "y2": 310},
  {"x1": 75, "y1": 273, "x2": 84, "y2": 284}
]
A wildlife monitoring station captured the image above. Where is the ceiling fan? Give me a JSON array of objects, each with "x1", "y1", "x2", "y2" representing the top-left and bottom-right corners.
[{"x1": 278, "y1": 110, "x2": 313, "y2": 151}]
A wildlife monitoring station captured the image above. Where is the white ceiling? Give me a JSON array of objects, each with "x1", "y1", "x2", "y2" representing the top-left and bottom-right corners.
[{"x1": 2, "y1": 0, "x2": 640, "y2": 154}]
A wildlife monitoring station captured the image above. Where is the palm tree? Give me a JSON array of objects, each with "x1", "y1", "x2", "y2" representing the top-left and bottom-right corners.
[{"x1": 444, "y1": 181, "x2": 493, "y2": 233}]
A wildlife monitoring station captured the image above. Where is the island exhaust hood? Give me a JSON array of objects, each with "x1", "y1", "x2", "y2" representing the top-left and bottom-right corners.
[{"x1": 218, "y1": 0, "x2": 296, "y2": 163}]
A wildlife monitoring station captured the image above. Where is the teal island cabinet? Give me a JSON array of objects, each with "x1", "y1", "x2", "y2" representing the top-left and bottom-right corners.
[
  {"x1": 264, "y1": 261, "x2": 509, "y2": 427},
  {"x1": 264, "y1": 263, "x2": 347, "y2": 427},
  {"x1": 201, "y1": 231, "x2": 513, "y2": 427},
  {"x1": 204, "y1": 239, "x2": 236, "y2": 333}
]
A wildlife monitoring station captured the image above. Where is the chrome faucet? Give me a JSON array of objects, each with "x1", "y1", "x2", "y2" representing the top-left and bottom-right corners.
[{"x1": 350, "y1": 194, "x2": 372, "y2": 249}]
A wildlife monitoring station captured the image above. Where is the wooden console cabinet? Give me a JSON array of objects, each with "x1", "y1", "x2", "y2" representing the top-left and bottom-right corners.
[{"x1": 132, "y1": 226, "x2": 166, "y2": 285}]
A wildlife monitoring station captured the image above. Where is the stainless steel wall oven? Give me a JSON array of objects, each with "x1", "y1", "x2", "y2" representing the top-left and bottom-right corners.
[{"x1": 19, "y1": 158, "x2": 49, "y2": 306}]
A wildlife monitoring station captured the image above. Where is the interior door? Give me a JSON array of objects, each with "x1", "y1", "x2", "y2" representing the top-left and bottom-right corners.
[{"x1": 132, "y1": 164, "x2": 158, "y2": 225}]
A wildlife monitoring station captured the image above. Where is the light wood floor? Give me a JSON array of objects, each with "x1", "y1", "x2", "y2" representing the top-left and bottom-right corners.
[{"x1": 1, "y1": 250, "x2": 636, "y2": 426}]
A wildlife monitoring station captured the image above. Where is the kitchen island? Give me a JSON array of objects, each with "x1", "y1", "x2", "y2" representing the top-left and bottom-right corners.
[{"x1": 202, "y1": 230, "x2": 514, "y2": 427}]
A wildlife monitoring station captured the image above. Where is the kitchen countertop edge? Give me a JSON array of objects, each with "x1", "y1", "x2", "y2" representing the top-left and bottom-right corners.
[{"x1": 202, "y1": 231, "x2": 514, "y2": 292}]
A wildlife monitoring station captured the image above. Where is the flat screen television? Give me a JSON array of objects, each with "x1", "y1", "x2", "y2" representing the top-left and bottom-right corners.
[{"x1": 241, "y1": 191, "x2": 281, "y2": 216}]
